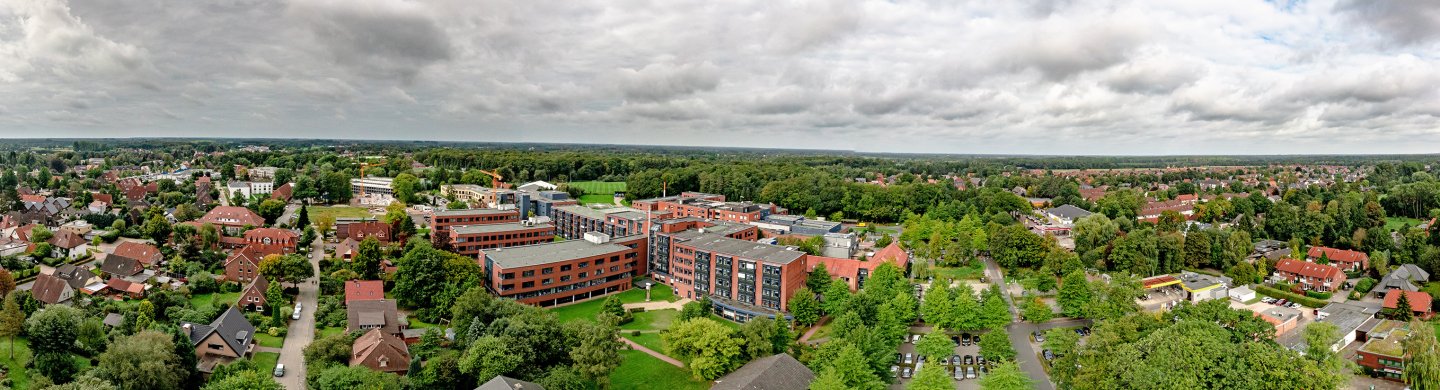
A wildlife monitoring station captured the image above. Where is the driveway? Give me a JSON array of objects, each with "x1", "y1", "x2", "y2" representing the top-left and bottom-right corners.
[
  {"x1": 1006, "y1": 318, "x2": 1091, "y2": 390},
  {"x1": 275, "y1": 238, "x2": 323, "y2": 389}
]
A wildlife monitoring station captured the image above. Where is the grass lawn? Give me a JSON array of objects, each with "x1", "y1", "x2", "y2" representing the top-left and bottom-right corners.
[
  {"x1": 408, "y1": 316, "x2": 441, "y2": 329},
  {"x1": 252, "y1": 351, "x2": 281, "y2": 372},
  {"x1": 550, "y1": 284, "x2": 677, "y2": 323},
  {"x1": 578, "y1": 194, "x2": 617, "y2": 205},
  {"x1": 310, "y1": 206, "x2": 375, "y2": 221},
  {"x1": 255, "y1": 333, "x2": 284, "y2": 348},
  {"x1": 190, "y1": 291, "x2": 242, "y2": 313},
  {"x1": 622, "y1": 332, "x2": 667, "y2": 353},
  {"x1": 1421, "y1": 283, "x2": 1440, "y2": 300},
  {"x1": 613, "y1": 350, "x2": 707, "y2": 390},
  {"x1": 317, "y1": 326, "x2": 347, "y2": 339},
  {"x1": 1385, "y1": 217, "x2": 1423, "y2": 231},
  {"x1": 622, "y1": 309, "x2": 679, "y2": 331},
  {"x1": 567, "y1": 181, "x2": 628, "y2": 195},
  {"x1": 807, "y1": 322, "x2": 835, "y2": 341},
  {"x1": 0, "y1": 337, "x2": 31, "y2": 390},
  {"x1": 932, "y1": 262, "x2": 986, "y2": 280},
  {"x1": 708, "y1": 315, "x2": 741, "y2": 330}
]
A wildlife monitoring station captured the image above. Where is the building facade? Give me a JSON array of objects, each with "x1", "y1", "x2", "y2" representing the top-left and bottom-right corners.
[
  {"x1": 483, "y1": 233, "x2": 648, "y2": 306},
  {"x1": 449, "y1": 222, "x2": 556, "y2": 258},
  {"x1": 665, "y1": 231, "x2": 807, "y2": 321},
  {"x1": 430, "y1": 208, "x2": 522, "y2": 237}
]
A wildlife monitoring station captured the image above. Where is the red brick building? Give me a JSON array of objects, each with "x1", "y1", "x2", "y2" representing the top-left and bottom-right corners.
[
  {"x1": 197, "y1": 206, "x2": 266, "y2": 233},
  {"x1": 1382, "y1": 290, "x2": 1433, "y2": 320},
  {"x1": 449, "y1": 222, "x2": 554, "y2": 259},
  {"x1": 631, "y1": 192, "x2": 778, "y2": 224},
  {"x1": 1307, "y1": 246, "x2": 1369, "y2": 272},
  {"x1": 805, "y1": 242, "x2": 911, "y2": 290},
  {"x1": 242, "y1": 228, "x2": 298, "y2": 253},
  {"x1": 665, "y1": 230, "x2": 808, "y2": 320},
  {"x1": 225, "y1": 245, "x2": 284, "y2": 283},
  {"x1": 112, "y1": 241, "x2": 163, "y2": 266},
  {"x1": 430, "y1": 208, "x2": 520, "y2": 237},
  {"x1": 1355, "y1": 320, "x2": 1411, "y2": 382},
  {"x1": 482, "y1": 233, "x2": 647, "y2": 306},
  {"x1": 337, "y1": 221, "x2": 393, "y2": 243},
  {"x1": 1273, "y1": 259, "x2": 1346, "y2": 292},
  {"x1": 238, "y1": 277, "x2": 269, "y2": 312}
]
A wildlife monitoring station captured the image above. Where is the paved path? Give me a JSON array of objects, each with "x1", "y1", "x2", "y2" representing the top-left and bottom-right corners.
[
  {"x1": 622, "y1": 298, "x2": 690, "y2": 311},
  {"x1": 275, "y1": 239, "x2": 323, "y2": 389},
  {"x1": 255, "y1": 346, "x2": 283, "y2": 354},
  {"x1": 619, "y1": 337, "x2": 684, "y2": 368},
  {"x1": 797, "y1": 316, "x2": 830, "y2": 343}
]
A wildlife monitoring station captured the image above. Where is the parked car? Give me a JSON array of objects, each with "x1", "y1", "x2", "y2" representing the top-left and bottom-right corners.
[
  {"x1": 890, "y1": 366, "x2": 899, "y2": 376},
  {"x1": 895, "y1": 353, "x2": 902, "y2": 363},
  {"x1": 911, "y1": 334, "x2": 922, "y2": 343},
  {"x1": 1033, "y1": 331, "x2": 1046, "y2": 342},
  {"x1": 953, "y1": 367, "x2": 964, "y2": 380},
  {"x1": 966, "y1": 366, "x2": 977, "y2": 379},
  {"x1": 977, "y1": 356, "x2": 986, "y2": 366},
  {"x1": 961, "y1": 333, "x2": 972, "y2": 345},
  {"x1": 273, "y1": 364, "x2": 285, "y2": 377},
  {"x1": 964, "y1": 355, "x2": 974, "y2": 365},
  {"x1": 901, "y1": 367, "x2": 912, "y2": 378},
  {"x1": 1043, "y1": 349, "x2": 1056, "y2": 360},
  {"x1": 291, "y1": 306, "x2": 302, "y2": 320},
  {"x1": 903, "y1": 353, "x2": 914, "y2": 365},
  {"x1": 1262, "y1": 297, "x2": 1275, "y2": 303},
  {"x1": 950, "y1": 355, "x2": 961, "y2": 365}
]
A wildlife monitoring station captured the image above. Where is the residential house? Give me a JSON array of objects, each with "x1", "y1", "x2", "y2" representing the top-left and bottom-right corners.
[
  {"x1": 99, "y1": 253, "x2": 145, "y2": 278},
  {"x1": 238, "y1": 277, "x2": 269, "y2": 312},
  {"x1": 52, "y1": 264, "x2": 101, "y2": 291},
  {"x1": 31, "y1": 273, "x2": 74, "y2": 305},
  {"x1": 224, "y1": 245, "x2": 283, "y2": 283},
  {"x1": 346, "y1": 299, "x2": 403, "y2": 336},
  {"x1": 113, "y1": 241, "x2": 164, "y2": 267},
  {"x1": 711, "y1": 353, "x2": 815, "y2": 390},
  {"x1": 350, "y1": 328, "x2": 411, "y2": 374},
  {"x1": 269, "y1": 183, "x2": 293, "y2": 203},
  {"x1": 344, "y1": 280, "x2": 385, "y2": 305},
  {"x1": 336, "y1": 238, "x2": 360, "y2": 261},
  {"x1": 476, "y1": 376, "x2": 544, "y2": 390},
  {"x1": 1306, "y1": 246, "x2": 1368, "y2": 272},
  {"x1": 196, "y1": 206, "x2": 265, "y2": 234},
  {"x1": 1376, "y1": 264, "x2": 1429, "y2": 296},
  {"x1": 337, "y1": 221, "x2": 392, "y2": 243},
  {"x1": 106, "y1": 277, "x2": 145, "y2": 299},
  {"x1": 181, "y1": 307, "x2": 256, "y2": 375},
  {"x1": 242, "y1": 228, "x2": 298, "y2": 253},
  {"x1": 1273, "y1": 259, "x2": 1346, "y2": 292},
  {"x1": 1382, "y1": 290, "x2": 1433, "y2": 320},
  {"x1": 47, "y1": 229, "x2": 88, "y2": 260}
]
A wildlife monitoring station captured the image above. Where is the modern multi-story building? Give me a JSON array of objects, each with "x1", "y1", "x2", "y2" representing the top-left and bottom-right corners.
[
  {"x1": 632, "y1": 192, "x2": 778, "y2": 224},
  {"x1": 351, "y1": 177, "x2": 395, "y2": 197},
  {"x1": 649, "y1": 218, "x2": 760, "y2": 279},
  {"x1": 430, "y1": 208, "x2": 521, "y2": 237},
  {"x1": 482, "y1": 232, "x2": 647, "y2": 306},
  {"x1": 552, "y1": 205, "x2": 649, "y2": 239},
  {"x1": 441, "y1": 184, "x2": 491, "y2": 205},
  {"x1": 449, "y1": 222, "x2": 555, "y2": 258},
  {"x1": 666, "y1": 230, "x2": 808, "y2": 320}
]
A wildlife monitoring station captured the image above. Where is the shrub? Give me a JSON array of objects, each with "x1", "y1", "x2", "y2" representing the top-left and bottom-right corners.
[
  {"x1": 631, "y1": 330, "x2": 641, "y2": 337},
  {"x1": 1305, "y1": 290, "x2": 1333, "y2": 300},
  {"x1": 1354, "y1": 278, "x2": 1377, "y2": 294},
  {"x1": 1255, "y1": 285, "x2": 1326, "y2": 308},
  {"x1": 629, "y1": 307, "x2": 646, "y2": 313}
]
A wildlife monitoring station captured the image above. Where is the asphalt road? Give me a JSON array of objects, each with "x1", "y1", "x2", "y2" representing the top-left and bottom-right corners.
[{"x1": 275, "y1": 238, "x2": 322, "y2": 389}]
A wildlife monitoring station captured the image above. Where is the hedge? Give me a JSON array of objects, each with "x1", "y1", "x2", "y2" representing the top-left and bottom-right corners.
[
  {"x1": 1305, "y1": 290, "x2": 1333, "y2": 300},
  {"x1": 1255, "y1": 285, "x2": 1327, "y2": 308},
  {"x1": 1354, "y1": 278, "x2": 1377, "y2": 294}
]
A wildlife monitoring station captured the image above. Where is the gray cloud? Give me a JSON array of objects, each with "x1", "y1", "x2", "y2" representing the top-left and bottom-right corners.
[
  {"x1": 288, "y1": 0, "x2": 452, "y2": 81},
  {"x1": 1334, "y1": 0, "x2": 1440, "y2": 45},
  {"x1": 616, "y1": 62, "x2": 721, "y2": 102}
]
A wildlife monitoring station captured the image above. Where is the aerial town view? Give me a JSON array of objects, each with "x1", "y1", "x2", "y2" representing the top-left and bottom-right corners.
[{"x1": 1, "y1": 1, "x2": 1439, "y2": 390}]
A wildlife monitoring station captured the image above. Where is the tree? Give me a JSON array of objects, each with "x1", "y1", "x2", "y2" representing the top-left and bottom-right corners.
[
  {"x1": 680, "y1": 297, "x2": 711, "y2": 322},
  {"x1": 806, "y1": 265, "x2": 832, "y2": 291},
  {"x1": 314, "y1": 214, "x2": 335, "y2": 237},
  {"x1": 979, "y1": 328, "x2": 1015, "y2": 362},
  {"x1": 1393, "y1": 292, "x2": 1416, "y2": 321},
  {"x1": 392, "y1": 173, "x2": 419, "y2": 204},
  {"x1": 1057, "y1": 270, "x2": 1091, "y2": 318},
  {"x1": 737, "y1": 317, "x2": 782, "y2": 360},
  {"x1": 0, "y1": 268, "x2": 15, "y2": 298},
  {"x1": 310, "y1": 365, "x2": 406, "y2": 390},
  {"x1": 303, "y1": 333, "x2": 355, "y2": 367},
  {"x1": 257, "y1": 199, "x2": 286, "y2": 225},
  {"x1": 978, "y1": 361, "x2": 1034, "y2": 390},
  {"x1": 980, "y1": 286, "x2": 1011, "y2": 329},
  {"x1": 1302, "y1": 322, "x2": 1340, "y2": 368},
  {"x1": 392, "y1": 243, "x2": 480, "y2": 310},
  {"x1": 1073, "y1": 214, "x2": 1119, "y2": 256},
  {"x1": 27, "y1": 304, "x2": 81, "y2": 356},
  {"x1": 821, "y1": 278, "x2": 851, "y2": 316},
  {"x1": 202, "y1": 370, "x2": 282, "y2": 390},
  {"x1": 920, "y1": 282, "x2": 952, "y2": 328},
  {"x1": 384, "y1": 202, "x2": 416, "y2": 238},
  {"x1": 1404, "y1": 320, "x2": 1440, "y2": 389},
  {"x1": 662, "y1": 318, "x2": 743, "y2": 380},
  {"x1": 95, "y1": 330, "x2": 186, "y2": 390},
  {"x1": 29, "y1": 226, "x2": 54, "y2": 243},
  {"x1": 353, "y1": 237, "x2": 383, "y2": 280},
  {"x1": 990, "y1": 224, "x2": 1046, "y2": 268},
  {"x1": 915, "y1": 327, "x2": 955, "y2": 362},
  {"x1": 906, "y1": 361, "x2": 952, "y2": 390},
  {"x1": 787, "y1": 287, "x2": 821, "y2": 326},
  {"x1": 817, "y1": 343, "x2": 884, "y2": 390},
  {"x1": 809, "y1": 367, "x2": 848, "y2": 390},
  {"x1": 0, "y1": 294, "x2": 23, "y2": 359},
  {"x1": 295, "y1": 204, "x2": 310, "y2": 230},
  {"x1": 568, "y1": 320, "x2": 623, "y2": 385},
  {"x1": 1022, "y1": 297, "x2": 1054, "y2": 324},
  {"x1": 143, "y1": 213, "x2": 173, "y2": 245}
]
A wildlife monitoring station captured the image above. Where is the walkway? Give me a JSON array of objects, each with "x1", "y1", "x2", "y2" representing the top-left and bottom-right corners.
[
  {"x1": 619, "y1": 337, "x2": 684, "y2": 368},
  {"x1": 1006, "y1": 318, "x2": 1090, "y2": 390},
  {"x1": 275, "y1": 238, "x2": 323, "y2": 390},
  {"x1": 797, "y1": 316, "x2": 830, "y2": 343},
  {"x1": 622, "y1": 298, "x2": 690, "y2": 311}
]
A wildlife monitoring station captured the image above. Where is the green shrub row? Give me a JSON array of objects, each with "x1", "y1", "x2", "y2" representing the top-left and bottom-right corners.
[{"x1": 1255, "y1": 285, "x2": 1327, "y2": 308}]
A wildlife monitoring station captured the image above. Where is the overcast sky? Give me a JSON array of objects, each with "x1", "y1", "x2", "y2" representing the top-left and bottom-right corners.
[{"x1": 0, "y1": 0, "x2": 1438, "y2": 155}]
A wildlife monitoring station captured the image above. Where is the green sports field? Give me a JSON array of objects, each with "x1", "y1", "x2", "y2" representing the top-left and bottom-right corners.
[{"x1": 567, "y1": 181, "x2": 628, "y2": 195}]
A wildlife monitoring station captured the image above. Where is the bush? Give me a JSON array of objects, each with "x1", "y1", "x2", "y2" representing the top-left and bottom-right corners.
[
  {"x1": 1305, "y1": 290, "x2": 1333, "y2": 300},
  {"x1": 268, "y1": 326, "x2": 286, "y2": 337},
  {"x1": 1255, "y1": 285, "x2": 1327, "y2": 308},
  {"x1": 219, "y1": 281, "x2": 241, "y2": 293},
  {"x1": 631, "y1": 330, "x2": 641, "y2": 337},
  {"x1": 629, "y1": 307, "x2": 646, "y2": 313},
  {"x1": 1354, "y1": 278, "x2": 1377, "y2": 294}
]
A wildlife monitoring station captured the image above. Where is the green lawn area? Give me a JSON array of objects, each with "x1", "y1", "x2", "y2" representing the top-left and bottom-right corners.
[
  {"x1": 932, "y1": 262, "x2": 986, "y2": 280},
  {"x1": 578, "y1": 194, "x2": 617, "y2": 205},
  {"x1": 622, "y1": 331, "x2": 666, "y2": 354},
  {"x1": 310, "y1": 206, "x2": 375, "y2": 221},
  {"x1": 0, "y1": 337, "x2": 31, "y2": 390},
  {"x1": 622, "y1": 309, "x2": 679, "y2": 331},
  {"x1": 190, "y1": 291, "x2": 242, "y2": 313},
  {"x1": 1386, "y1": 217, "x2": 1423, "y2": 231},
  {"x1": 317, "y1": 326, "x2": 347, "y2": 339},
  {"x1": 255, "y1": 332, "x2": 284, "y2": 348},
  {"x1": 252, "y1": 351, "x2": 280, "y2": 372},
  {"x1": 550, "y1": 284, "x2": 677, "y2": 323},
  {"x1": 408, "y1": 316, "x2": 441, "y2": 329},
  {"x1": 613, "y1": 350, "x2": 707, "y2": 390},
  {"x1": 709, "y1": 315, "x2": 741, "y2": 330},
  {"x1": 1421, "y1": 283, "x2": 1440, "y2": 300},
  {"x1": 567, "y1": 181, "x2": 628, "y2": 195},
  {"x1": 807, "y1": 322, "x2": 835, "y2": 341}
]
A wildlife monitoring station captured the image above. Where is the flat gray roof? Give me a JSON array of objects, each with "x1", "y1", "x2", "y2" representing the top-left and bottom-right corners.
[
  {"x1": 452, "y1": 223, "x2": 553, "y2": 235},
  {"x1": 677, "y1": 233, "x2": 804, "y2": 265},
  {"x1": 486, "y1": 235, "x2": 642, "y2": 268},
  {"x1": 556, "y1": 204, "x2": 641, "y2": 220},
  {"x1": 434, "y1": 208, "x2": 517, "y2": 217}
]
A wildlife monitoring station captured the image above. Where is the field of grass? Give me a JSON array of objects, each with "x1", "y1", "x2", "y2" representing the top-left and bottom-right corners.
[
  {"x1": 612, "y1": 350, "x2": 707, "y2": 390},
  {"x1": 408, "y1": 316, "x2": 441, "y2": 329},
  {"x1": 550, "y1": 284, "x2": 677, "y2": 323},
  {"x1": 1421, "y1": 283, "x2": 1440, "y2": 301},
  {"x1": 0, "y1": 338, "x2": 31, "y2": 389},
  {"x1": 1386, "y1": 217, "x2": 1424, "y2": 231},
  {"x1": 253, "y1": 351, "x2": 280, "y2": 373},
  {"x1": 189, "y1": 292, "x2": 241, "y2": 313},
  {"x1": 622, "y1": 331, "x2": 667, "y2": 354},
  {"x1": 255, "y1": 333, "x2": 284, "y2": 348},
  {"x1": 578, "y1": 194, "x2": 617, "y2": 205},
  {"x1": 932, "y1": 262, "x2": 986, "y2": 280},
  {"x1": 622, "y1": 309, "x2": 679, "y2": 332},
  {"x1": 567, "y1": 181, "x2": 628, "y2": 195},
  {"x1": 310, "y1": 206, "x2": 375, "y2": 221},
  {"x1": 317, "y1": 326, "x2": 347, "y2": 339}
]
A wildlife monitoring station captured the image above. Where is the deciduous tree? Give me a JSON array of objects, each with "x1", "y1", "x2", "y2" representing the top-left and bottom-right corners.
[
  {"x1": 787, "y1": 287, "x2": 821, "y2": 326},
  {"x1": 95, "y1": 330, "x2": 186, "y2": 390}
]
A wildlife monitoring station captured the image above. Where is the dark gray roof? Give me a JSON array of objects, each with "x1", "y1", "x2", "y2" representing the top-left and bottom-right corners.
[
  {"x1": 476, "y1": 375, "x2": 544, "y2": 390},
  {"x1": 485, "y1": 235, "x2": 641, "y2": 269},
  {"x1": 711, "y1": 353, "x2": 814, "y2": 390},
  {"x1": 451, "y1": 222, "x2": 553, "y2": 235},
  {"x1": 183, "y1": 307, "x2": 254, "y2": 355},
  {"x1": 434, "y1": 208, "x2": 517, "y2": 217},
  {"x1": 1045, "y1": 204, "x2": 1093, "y2": 220},
  {"x1": 1379, "y1": 264, "x2": 1430, "y2": 292},
  {"x1": 678, "y1": 234, "x2": 804, "y2": 265}
]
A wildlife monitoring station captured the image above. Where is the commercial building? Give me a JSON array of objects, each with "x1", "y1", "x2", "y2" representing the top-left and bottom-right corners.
[
  {"x1": 449, "y1": 222, "x2": 555, "y2": 258},
  {"x1": 632, "y1": 192, "x2": 776, "y2": 224},
  {"x1": 441, "y1": 184, "x2": 491, "y2": 205},
  {"x1": 751, "y1": 215, "x2": 842, "y2": 236},
  {"x1": 805, "y1": 242, "x2": 911, "y2": 290},
  {"x1": 666, "y1": 231, "x2": 808, "y2": 320},
  {"x1": 430, "y1": 208, "x2": 521, "y2": 237},
  {"x1": 1141, "y1": 271, "x2": 1230, "y2": 303},
  {"x1": 482, "y1": 233, "x2": 647, "y2": 306},
  {"x1": 514, "y1": 190, "x2": 579, "y2": 221},
  {"x1": 1043, "y1": 204, "x2": 1093, "y2": 227},
  {"x1": 1355, "y1": 320, "x2": 1411, "y2": 382},
  {"x1": 1259, "y1": 306, "x2": 1301, "y2": 336},
  {"x1": 648, "y1": 219, "x2": 760, "y2": 280}
]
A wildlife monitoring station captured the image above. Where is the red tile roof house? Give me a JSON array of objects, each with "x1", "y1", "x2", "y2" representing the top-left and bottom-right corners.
[
  {"x1": 196, "y1": 206, "x2": 266, "y2": 234},
  {"x1": 242, "y1": 228, "x2": 298, "y2": 253},
  {"x1": 113, "y1": 241, "x2": 164, "y2": 267},
  {"x1": 1307, "y1": 246, "x2": 1369, "y2": 273},
  {"x1": 336, "y1": 238, "x2": 360, "y2": 261},
  {"x1": 225, "y1": 245, "x2": 284, "y2": 283},
  {"x1": 337, "y1": 221, "x2": 393, "y2": 243},
  {"x1": 1273, "y1": 259, "x2": 1347, "y2": 292},
  {"x1": 269, "y1": 183, "x2": 293, "y2": 203},
  {"x1": 344, "y1": 280, "x2": 385, "y2": 305},
  {"x1": 238, "y1": 277, "x2": 269, "y2": 312},
  {"x1": 1383, "y1": 290, "x2": 1434, "y2": 320},
  {"x1": 351, "y1": 328, "x2": 411, "y2": 374}
]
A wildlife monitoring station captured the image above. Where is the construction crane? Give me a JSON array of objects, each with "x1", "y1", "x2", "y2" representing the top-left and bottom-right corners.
[
  {"x1": 477, "y1": 169, "x2": 511, "y2": 189},
  {"x1": 356, "y1": 159, "x2": 386, "y2": 197}
]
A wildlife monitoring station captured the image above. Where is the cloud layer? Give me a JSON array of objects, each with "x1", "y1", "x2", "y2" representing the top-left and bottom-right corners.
[{"x1": 0, "y1": 0, "x2": 1438, "y2": 154}]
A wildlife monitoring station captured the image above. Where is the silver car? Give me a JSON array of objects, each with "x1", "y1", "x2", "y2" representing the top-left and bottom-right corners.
[
  {"x1": 901, "y1": 367, "x2": 912, "y2": 378},
  {"x1": 903, "y1": 353, "x2": 914, "y2": 365},
  {"x1": 966, "y1": 366, "x2": 977, "y2": 379}
]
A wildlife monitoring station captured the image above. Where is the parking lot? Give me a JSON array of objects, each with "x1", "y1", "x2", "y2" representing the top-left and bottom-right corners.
[
  {"x1": 890, "y1": 326, "x2": 993, "y2": 389},
  {"x1": 1138, "y1": 285, "x2": 1187, "y2": 311}
]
